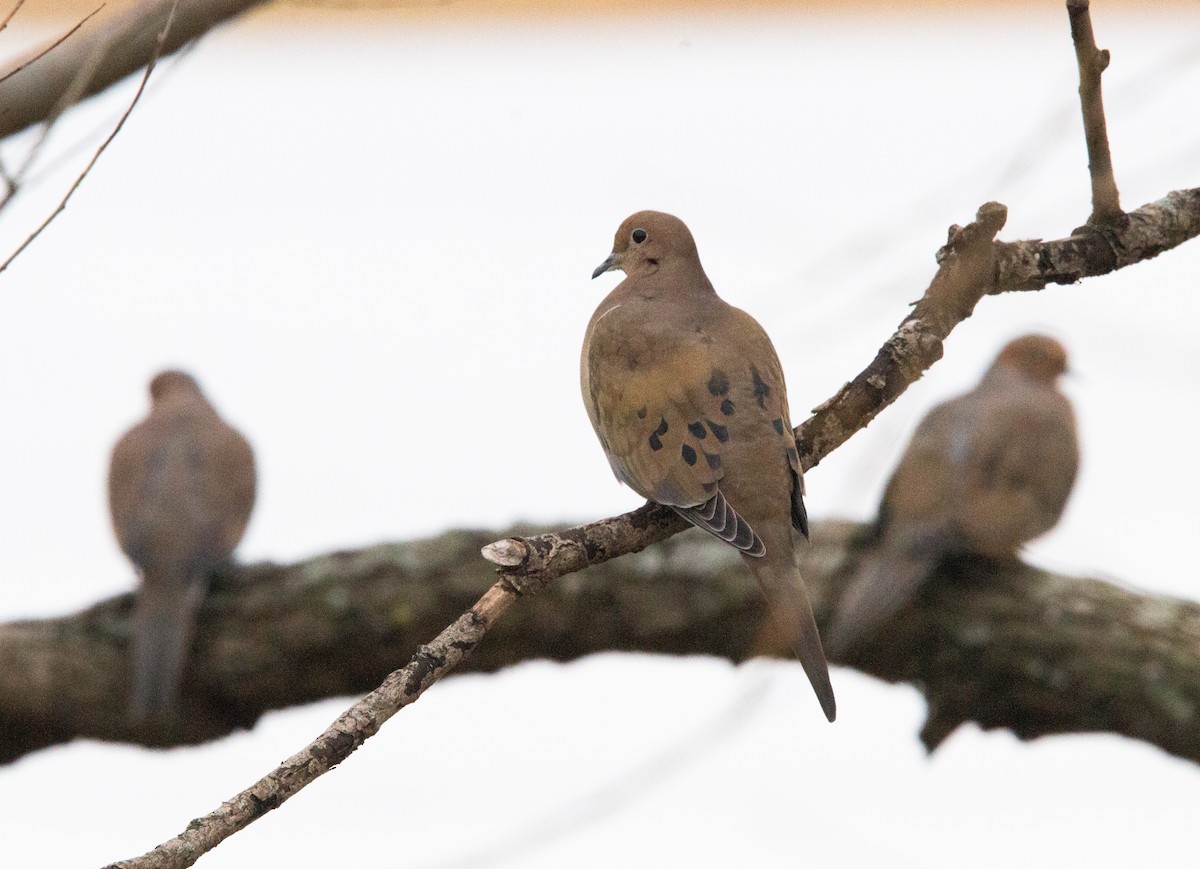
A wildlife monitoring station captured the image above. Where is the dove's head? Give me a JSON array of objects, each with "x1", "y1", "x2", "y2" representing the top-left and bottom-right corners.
[
  {"x1": 992, "y1": 335, "x2": 1069, "y2": 384},
  {"x1": 592, "y1": 211, "x2": 701, "y2": 280},
  {"x1": 149, "y1": 370, "x2": 202, "y2": 404}
]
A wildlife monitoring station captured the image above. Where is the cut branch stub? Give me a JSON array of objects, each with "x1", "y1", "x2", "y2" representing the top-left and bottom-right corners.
[
  {"x1": 480, "y1": 538, "x2": 528, "y2": 568},
  {"x1": 491, "y1": 502, "x2": 690, "y2": 593}
]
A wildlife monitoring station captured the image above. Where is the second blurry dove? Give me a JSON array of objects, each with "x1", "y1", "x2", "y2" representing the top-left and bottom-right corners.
[
  {"x1": 827, "y1": 335, "x2": 1079, "y2": 656},
  {"x1": 109, "y1": 370, "x2": 257, "y2": 723}
]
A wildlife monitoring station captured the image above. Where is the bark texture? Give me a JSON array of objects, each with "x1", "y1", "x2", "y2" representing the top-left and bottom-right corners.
[{"x1": 5, "y1": 521, "x2": 1199, "y2": 769}]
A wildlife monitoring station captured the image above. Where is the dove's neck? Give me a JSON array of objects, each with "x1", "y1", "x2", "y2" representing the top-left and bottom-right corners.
[
  {"x1": 619, "y1": 259, "x2": 716, "y2": 303},
  {"x1": 979, "y1": 362, "x2": 1056, "y2": 392}
]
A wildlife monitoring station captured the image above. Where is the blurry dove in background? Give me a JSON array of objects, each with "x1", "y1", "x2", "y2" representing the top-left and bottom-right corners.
[
  {"x1": 827, "y1": 335, "x2": 1079, "y2": 657},
  {"x1": 109, "y1": 370, "x2": 256, "y2": 723},
  {"x1": 582, "y1": 211, "x2": 835, "y2": 722}
]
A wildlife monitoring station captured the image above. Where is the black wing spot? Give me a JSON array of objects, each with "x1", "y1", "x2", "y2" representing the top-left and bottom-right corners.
[
  {"x1": 772, "y1": 417, "x2": 785, "y2": 435},
  {"x1": 649, "y1": 434, "x2": 663, "y2": 451},
  {"x1": 687, "y1": 421, "x2": 706, "y2": 439},
  {"x1": 637, "y1": 407, "x2": 648, "y2": 420},
  {"x1": 786, "y1": 446, "x2": 799, "y2": 462},
  {"x1": 704, "y1": 451, "x2": 722, "y2": 470},
  {"x1": 655, "y1": 417, "x2": 669, "y2": 436},
  {"x1": 720, "y1": 399, "x2": 735, "y2": 416},
  {"x1": 681, "y1": 444, "x2": 698, "y2": 466},
  {"x1": 707, "y1": 369, "x2": 730, "y2": 397},
  {"x1": 751, "y1": 365, "x2": 771, "y2": 410},
  {"x1": 706, "y1": 419, "x2": 729, "y2": 442}
]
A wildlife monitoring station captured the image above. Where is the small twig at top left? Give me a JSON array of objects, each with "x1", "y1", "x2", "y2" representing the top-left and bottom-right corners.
[
  {"x1": 0, "y1": 0, "x2": 25, "y2": 34},
  {"x1": 0, "y1": 0, "x2": 178, "y2": 277},
  {"x1": 0, "y1": 4, "x2": 105, "y2": 89},
  {"x1": 0, "y1": 4, "x2": 107, "y2": 213}
]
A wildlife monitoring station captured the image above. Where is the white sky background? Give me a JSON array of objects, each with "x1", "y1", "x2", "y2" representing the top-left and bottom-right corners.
[{"x1": 1, "y1": 4, "x2": 1199, "y2": 866}]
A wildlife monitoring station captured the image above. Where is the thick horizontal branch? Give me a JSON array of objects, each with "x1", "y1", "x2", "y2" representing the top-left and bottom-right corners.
[
  {"x1": 5, "y1": 521, "x2": 1197, "y2": 769},
  {"x1": 993, "y1": 188, "x2": 1200, "y2": 291},
  {"x1": 0, "y1": 0, "x2": 268, "y2": 141}
]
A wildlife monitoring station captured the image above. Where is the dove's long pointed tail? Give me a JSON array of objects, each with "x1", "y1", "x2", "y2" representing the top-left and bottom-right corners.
[
  {"x1": 130, "y1": 573, "x2": 203, "y2": 723},
  {"x1": 826, "y1": 541, "x2": 940, "y2": 659},
  {"x1": 745, "y1": 556, "x2": 836, "y2": 722}
]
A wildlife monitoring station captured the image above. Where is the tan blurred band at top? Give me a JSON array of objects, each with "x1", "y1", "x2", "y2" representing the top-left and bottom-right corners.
[{"x1": 6, "y1": 0, "x2": 1182, "y2": 24}]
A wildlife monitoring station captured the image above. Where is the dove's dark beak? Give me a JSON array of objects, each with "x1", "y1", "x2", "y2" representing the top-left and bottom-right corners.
[{"x1": 592, "y1": 253, "x2": 617, "y2": 279}]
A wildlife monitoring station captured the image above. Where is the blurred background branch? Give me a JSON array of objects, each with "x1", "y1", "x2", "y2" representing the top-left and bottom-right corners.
[{"x1": 4, "y1": 520, "x2": 1198, "y2": 768}]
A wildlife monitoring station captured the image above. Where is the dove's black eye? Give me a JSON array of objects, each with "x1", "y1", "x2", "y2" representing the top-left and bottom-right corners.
[{"x1": 631, "y1": 228, "x2": 647, "y2": 244}]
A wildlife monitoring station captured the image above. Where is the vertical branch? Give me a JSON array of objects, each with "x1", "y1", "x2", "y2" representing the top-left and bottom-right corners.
[{"x1": 1067, "y1": 0, "x2": 1122, "y2": 224}]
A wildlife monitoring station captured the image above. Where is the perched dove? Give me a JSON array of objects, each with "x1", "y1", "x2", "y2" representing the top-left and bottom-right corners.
[
  {"x1": 827, "y1": 335, "x2": 1079, "y2": 656},
  {"x1": 582, "y1": 211, "x2": 835, "y2": 721},
  {"x1": 109, "y1": 370, "x2": 256, "y2": 722}
]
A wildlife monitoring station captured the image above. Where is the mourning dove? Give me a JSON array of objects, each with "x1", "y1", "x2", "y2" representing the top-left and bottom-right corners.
[
  {"x1": 109, "y1": 370, "x2": 256, "y2": 722},
  {"x1": 827, "y1": 335, "x2": 1079, "y2": 656},
  {"x1": 582, "y1": 211, "x2": 835, "y2": 721}
]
